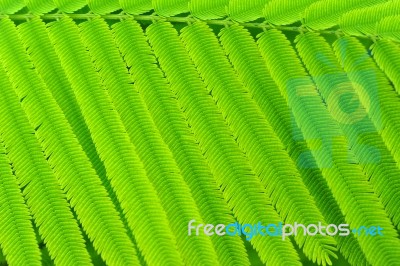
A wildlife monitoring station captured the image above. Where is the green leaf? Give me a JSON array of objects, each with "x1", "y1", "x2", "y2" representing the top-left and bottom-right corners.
[
  {"x1": 153, "y1": 0, "x2": 189, "y2": 16},
  {"x1": 228, "y1": 0, "x2": 268, "y2": 22},
  {"x1": 189, "y1": 0, "x2": 229, "y2": 19},
  {"x1": 53, "y1": 0, "x2": 86, "y2": 13},
  {"x1": 119, "y1": 0, "x2": 152, "y2": 15},
  {"x1": 375, "y1": 15, "x2": 400, "y2": 41},
  {"x1": 334, "y1": 36, "x2": 400, "y2": 168},
  {"x1": 82, "y1": 18, "x2": 219, "y2": 266},
  {"x1": 47, "y1": 17, "x2": 182, "y2": 266},
  {"x1": 0, "y1": 0, "x2": 24, "y2": 14},
  {"x1": 297, "y1": 31, "x2": 400, "y2": 232},
  {"x1": 0, "y1": 20, "x2": 91, "y2": 264},
  {"x1": 17, "y1": 18, "x2": 129, "y2": 245},
  {"x1": 180, "y1": 21, "x2": 337, "y2": 265},
  {"x1": 16, "y1": 17, "x2": 141, "y2": 266},
  {"x1": 258, "y1": 29, "x2": 400, "y2": 266},
  {"x1": 149, "y1": 20, "x2": 301, "y2": 266},
  {"x1": 219, "y1": 24, "x2": 368, "y2": 266},
  {"x1": 24, "y1": 0, "x2": 55, "y2": 14},
  {"x1": 371, "y1": 39, "x2": 400, "y2": 95},
  {"x1": 0, "y1": 135, "x2": 41, "y2": 266},
  {"x1": 0, "y1": 2, "x2": 399, "y2": 265},
  {"x1": 264, "y1": 0, "x2": 319, "y2": 25},
  {"x1": 303, "y1": 0, "x2": 386, "y2": 30},
  {"x1": 146, "y1": 21, "x2": 253, "y2": 266},
  {"x1": 339, "y1": 1, "x2": 400, "y2": 36},
  {"x1": 87, "y1": 0, "x2": 119, "y2": 14}
]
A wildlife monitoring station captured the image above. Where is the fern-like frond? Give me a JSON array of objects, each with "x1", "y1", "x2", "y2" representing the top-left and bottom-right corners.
[
  {"x1": 0, "y1": 135, "x2": 41, "y2": 266},
  {"x1": 375, "y1": 15, "x2": 400, "y2": 41},
  {"x1": 87, "y1": 0, "x2": 119, "y2": 14},
  {"x1": 17, "y1": 19, "x2": 127, "y2": 244},
  {"x1": 119, "y1": 0, "x2": 152, "y2": 15},
  {"x1": 24, "y1": 0, "x2": 55, "y2": 14},
  {"x1": 17, "y1": 17, "x2": 112, "y2": 202},
  {"x1": 47, "y1": 17, "x2": 182, "y2": 266},
  {"x1": 264, "y1": 0, "x2": 319, "y2": 25},
  {"x1": 0, "y1": 0, "x2": 24, "y2": 14},
  {"x1": 180, "y1": 21, "x2": 338, "y2": 265},
  {"x1": 146, "y1": 21, "x2": 256, "y2": 266},
  {"x1": 53, "y1": 0, "x2": 86, "y2": 13},
  {"x1": 296, "y1": 32, "x2": 400, "y2": 230},
  {"x1": 147, "y1": 20, "x2": 300, "y2": 266},
  {"x1": 153, "y1": 0, "x2": 188, "y2": 16},
  {"x1": 189, "y1": 0, "x2": 228, "y2": 19},
  {"x1": 0, "y1": 19, "x2": 89, "y2": 264},
  {"x1": 371, "y1": 39, "x2": 400, "y2": 95},
  {"x1": 82, "y1": 18, "x2": 220, "y2": 266},
  {"x1": 333, "y1": 36, "x2": 400, "y2": 167},
  {"x1": 15, "y1": 18, "x2": 141, "y2": 266},
  {"x1": 258, "y1": 29, "x2": 400, "y2": 265},
  {"x1": 0, "y1": 23, "x2": 91, "y2": 264},
  {"x1": 339, "y1": 1, "x2": 400, "y2": 37},
  {"x1": 219, "y1": 24, "x2": 368, "y2": 266},
  {"x1": 112, "y1": 18, "x2": 220, "y2": 265},
  {"x1": 303, "y1": 0, "x2": 386, "y2": 30},
  {"x1": 228, "y1": 0, "x2": 268, "y2": 22},
  {"x1": 0, "y1": 2, "x2": 398, "y2": 264}
]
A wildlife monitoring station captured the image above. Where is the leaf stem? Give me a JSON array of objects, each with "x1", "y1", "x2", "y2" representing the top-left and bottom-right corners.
[{"x1": 2, "y1": 13, "x2": 371, "y2": 39}]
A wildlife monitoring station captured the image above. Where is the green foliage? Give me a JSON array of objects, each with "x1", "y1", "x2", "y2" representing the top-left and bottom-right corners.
[
  {"x1": 339, "y1": 1, "x2": 400, "y2": 37},
  {"x1": 371, "y1": 39, "x2": 400, "y2": 95},
  {"x1": 0, "y1": 0, "x2": 24, "y2": 14},
  {"x1": 375, "y1": 15, "x2": 400, "y2": 41},
  {"x1": 0, "y1": 136, "x2": 41, "y2": 266},
  {"x1": 264, "y1": 0, "x2": 319, "y2": 25},
  {"x1": 54, "y1": 0, "x2": 86, "y2": 13},
  {"x1": 16, "y1": 17, "x2": 139, "y2": 266},
  {"x1": 153, "y1": 0, "x2": 188, "y2": 16},
  {"x1": 24, "y1": 0, "x2": 55, "y2": 14},
  {"x1": 181, "y1": 22, "x2": 337, "y2": 265},
  {"x1": 0, "y1": 1, "x2": 400, "y2": 266},
  {"x1": 258, "y1": 29, "x2": 400, "y2": 265},
  {"x1": 146, "y1": 21, "x2": 282, "y2": 265},
  {"x1": 0, "y1": 18, "x2": 91, "y2": 266},
  {"x1": 150, "y1": 20, "x2": 298, "y2": 264},
  {"x1": 303, "y1": 0, "x2": 386, "y2": 30},
  {"x1": 296, "y1": 32, "x2": 400, "y2": 229},
  {"x1": 47, "y1": 16, "x2": 180, "y2": 265},
  {"x1": 333, "y1": 36, "x2": 400, "y2": 166},
  {"x1": 218, "y1": 25, "x2": 367, "y2": 266},
  {"x1": 119, "y1": 0, "x2": 152, "y2": 15},
  {"x1": 228, "y1": 0, "x2": 268, "y2": 22},
  {"x1": 87, "y1": 0, "x2": 119, "y2": 14},
  {"x1": 189, "y1": 0, "x2": 228, "y2": 19},
  {"x1": 83, "y1": 18, "x2": 219, "y2": 266}
]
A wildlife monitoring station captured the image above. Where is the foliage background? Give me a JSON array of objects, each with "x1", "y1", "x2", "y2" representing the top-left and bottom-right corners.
[{"x1": 0, "y1": 0, "x2": 400, "y2": 265}]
